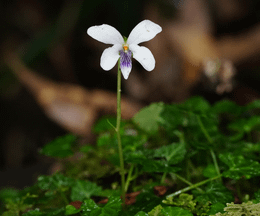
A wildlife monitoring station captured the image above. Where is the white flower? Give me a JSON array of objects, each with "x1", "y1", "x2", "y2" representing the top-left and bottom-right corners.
[{"x1": 87, "y1": 20, "x2": 162, "y2": 79}]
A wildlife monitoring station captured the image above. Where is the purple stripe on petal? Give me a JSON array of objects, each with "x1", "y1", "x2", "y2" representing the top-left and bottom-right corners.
[{"x1": 120, "y1": 50, "x2": 132, "y2": 70}]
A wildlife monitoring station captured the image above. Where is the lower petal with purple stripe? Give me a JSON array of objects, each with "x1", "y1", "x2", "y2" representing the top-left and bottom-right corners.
[{"x1": 119, "y1": 50, "x2": 132, "y2": 79}]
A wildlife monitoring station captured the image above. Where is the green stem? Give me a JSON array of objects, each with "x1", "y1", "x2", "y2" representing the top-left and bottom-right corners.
[
  {"x1": 210, "y1": 149, "x2": 221, "y2": 181},
  {"x1": 167, "y1": 175, "x2": 222, "y2": 198},
  {"x1": 125, "y1": 164, "x2": 134, "y2": 192},
  {"x1": 196, "y1": 115, "x2": 222, "y2": 182},
  {"x1": 196, "y1": 115, "x2": 212, "y2": 143},
  {"x1": 116, "y1": 61, "x2": 126, "y2": 207},
  {"x1": 170, "y1": 173, "x2": 204, "y2": 193},
  {"x1": 161, "y1": 173, "x2": 167, "y2": 184}
]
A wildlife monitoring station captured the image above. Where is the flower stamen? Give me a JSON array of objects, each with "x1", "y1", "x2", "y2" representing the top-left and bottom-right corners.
[{"x1": 123, "y1": 44, "x2": 129, "y2": 53}]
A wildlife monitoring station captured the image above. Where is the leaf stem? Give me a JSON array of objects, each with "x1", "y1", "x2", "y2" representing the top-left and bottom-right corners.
[
  {"x1": 196, "y1": 115, "x2": 222, "y2": 182},
  {"x1": 196, "y1": 115, "x2": 212, "y2": 143},
  {"x1": 125, "y1": 164, "x2": 134, "y2": 192},
  {"x1": 166, "y1": 175, "x2": 222, "y2": 198},
  {"x1": 161, "y1": 173, "x2": 167, "y2": 184},
  {"x1": 170, "y1": 173, "x2": 204, "y2": 193},
  {"x1": 116, "y1": 61, "x2": 126, "y2": 207}
]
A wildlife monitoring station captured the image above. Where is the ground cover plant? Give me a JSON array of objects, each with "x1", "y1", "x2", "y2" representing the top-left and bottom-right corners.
[{"x1": 1, "y1": 96, "x2": 260, "y2": 215}]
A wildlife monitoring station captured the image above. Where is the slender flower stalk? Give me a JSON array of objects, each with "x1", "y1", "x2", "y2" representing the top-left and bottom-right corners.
[{"x1": 116, "y1": 60, "x2": 126, "y2": 206}]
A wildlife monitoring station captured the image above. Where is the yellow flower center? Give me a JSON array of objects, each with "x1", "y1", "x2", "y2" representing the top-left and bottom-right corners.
[{"x1": 123, "y1": 44, "x2": 129, "y2": 53}]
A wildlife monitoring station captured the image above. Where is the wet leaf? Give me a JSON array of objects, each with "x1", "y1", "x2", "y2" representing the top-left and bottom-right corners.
[
  {"x1": 37, "y1": 173, "x2": 74, "y2": 191},
  {"x1": 153, "y1": 142, "x2": 186, "y2": 165},
  {"x1": 133, "y1": 102, "x2": 164, "y2": 134},
  {"x1": 219, "y1": 153, "x2": 260, "y2": 179},
  {"x1": 192, "y1": 181, "x2": 233, "y2": 204},
  {"x1": 70, "y1": 180, "x2": 102, "y2": 201},
  {"x1": 65, "y1": 204, "x2": 81, "y2": 215}
]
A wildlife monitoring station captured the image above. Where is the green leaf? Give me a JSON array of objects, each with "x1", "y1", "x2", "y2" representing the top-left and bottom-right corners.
[
  {"x1": 125, "y1": 151, "x2": 180, "y2": 173},
  {"x1": 37, "y1": 173, "x2": 74, "y2": 191},
  {"x1": 160, "y1": 104, "x2": 185, "y2": 134},
  {"x1": 178, "y1": 96, "x2": 211, "y2": 114},
  {"x1": 132, "y1": 192, "x2": 162, "y2": 214},
  {"x1": 81, "y1": 199, "x2": 99, "y2": 216},
  {"x1": 211, "y1": 100, "x2": 243, "y2": 115},
  {"x1": 22, "y1": 208, "x2": 65, "y2": 216},
  {"x1": 40, "y1": 134, "x2": 77, "y2": 158},
  {"x1": 81, "y1": 197, "x2": 121, "y2": 216},
  {"x1": 208, "y1": 203, "x2": 225, "y2": 215},
  {"x1": 160, "y1": 97, "x2": 218, "y2": 142},
  {"x1": 98, "y1": 189, "x2": 121, "y2": 198},
  {"x1": 246, "y1": 100, "x2": 260, "y2": 110},
  {"x1": 70, "y1": 180, "x2": 102, "y2": 201},
  {"x1": 228, "y1": 116, "x2": 260, "y2": 133},
  {"x1": 0, "y1": 188, "x2": 19, "y2": 201},
  {"x1": 135, "y1": 211, "x2": 149, "y2": 216},
  {"x1": 153, "y1": 142, "x2": 186, "y2": 165},
  {"x1": 219, "y1": 153, "x2": 260, "y2": 179},
  {"x1": 93, "y1": 116, "x2": 117, "y2": 133},
  {"x1": 3, "y1": 193, "x2": 35, "y2": 215},
  {"x1": 203, "y1": 164, "x2": 218, "y2": 178},
  {"x1": 97, "y1": 133, "x2": 116, "y2": 147},
  {"x1": 133, "y1": 102, "x2": 164, "y2": 133},
  {"x1": 161, "y1": 206, "x2": 193, "y2": 216},
  {"x1": 148, "y1": 205, "x2": 164, "y2": 216},
  {"x1": 65, "y1": 205, "x2": 81, "y2": 215},
  {"x1": 100, "y1": 196, "x2": 122, "y2": 215},
  {"x1": 79, "y1": 145, "x2": 93, "y2": 153},
  {"x1": 192, "y1": 181, "x2": 233, "y2": 204},
  {"x1": 122, "y1": 133, "x2": 148, "y2": 152},
  {"x1": 22, "y1": 209, "x2": 44, "y2": 216},
  {"x1": 254, "y1": 190, "x2": 260, "y2": 202},
  {"x1": 163, "y1": 194, "x2": 196, "y2": 212}
]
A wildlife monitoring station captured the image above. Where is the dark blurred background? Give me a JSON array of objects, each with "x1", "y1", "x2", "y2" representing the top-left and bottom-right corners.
[{"x1": 1, "y1": 0, "x2": 260, "y2": 190}]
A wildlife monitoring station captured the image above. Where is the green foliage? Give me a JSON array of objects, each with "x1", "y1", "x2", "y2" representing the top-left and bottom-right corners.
[
  {"x1": 163, "y1": 194, "x2": 196, "y2": 211},
  {"x1": 135, "y1": 205, "x2": 193, "y2": 216},
  {"x1": 192, "y1": 182, "x2": 233, "y2": 205},
  {"x1": 203, "y1": 164, "x2": 219, "y2": 178},
  {"x1": 254, "y1": 190, "x2": 260, "y2": 202},
  {"x1": 161, "y1": 207, "x2": 193, "y2": 216},
  {"x1": 81, "y1": 196, "x2": 122, "y2": 216},
  {"x1": 2, "y1": 193, "x2": 37, "y2": 216},
  {"x1": 148, "y1": 205, "x2": 164, "y2": 216},
  {"x1": 133, "y1": 102, "x2": 164, "y2": 134},
  {"x1": 70, "y1": 180, "x2": 102, "y2": 201},
  {"x1": 2, "y1": 97, "x2": 260, "y2": 215},
  {"x1": 207, "y1": 203, "x2": 225, "y2": 215},
  {"x1": 163, "y1": 193, "x2": 212, "y2": 216},
  {"x1": 153, "y1": 142, "x2": 186, "y2": 165},
  {"x1": 219, "y1": 153, "x2": 260, "y2": 179},
  {"x1": 65, "y1": 204, "x2": 81, "y2": 215},
  {"x1": 37, "y1": 173, "x2": 74, "y2": 191},
  {"x1": 135, "y1": 211, "x2": 149, "y2": 216},
  {"x1": 40, "y1": 134, "x2": 77, "y2": 158}
]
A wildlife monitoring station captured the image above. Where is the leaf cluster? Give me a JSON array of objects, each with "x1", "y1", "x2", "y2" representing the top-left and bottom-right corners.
[{"x1": 1, "y1": 97, "x2": 260, "y2": 215}]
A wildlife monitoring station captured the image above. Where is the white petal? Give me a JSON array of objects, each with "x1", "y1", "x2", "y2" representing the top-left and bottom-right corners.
[
  {"x1": 119, "y1": 50, "x2": 132, "y2": 79},
  {"x1": 121, "y1": 65, "x2": 132, "y2": 80},
  {"x1": 130, "y1": 44, "x2": 155, "y2": 71},
  {"x1": 127, "y1": 20, "x2": 162, "y2": 45},
  {"x1": 87, "y1": 24, "x2": 124, "y2": 45},
  {"x1": 100, "y1": 44, "x2": 121, "y2": 71}
]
